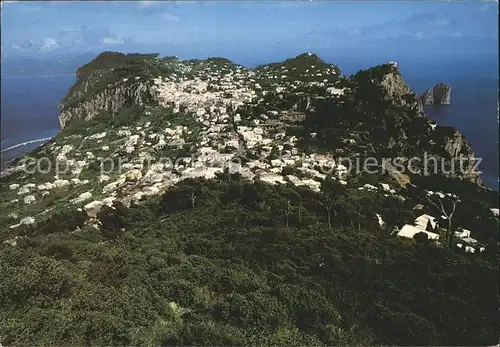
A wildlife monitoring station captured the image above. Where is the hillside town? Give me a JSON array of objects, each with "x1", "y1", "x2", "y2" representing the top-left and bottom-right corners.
[
  {"x1": 1, "y1": 54, "x2": 497, "y2": 256},
  {"x1": 4, "y1": 63, "x2": 349, "y2": 227}
]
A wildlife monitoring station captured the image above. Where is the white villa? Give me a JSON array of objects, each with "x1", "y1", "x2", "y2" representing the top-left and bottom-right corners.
[
  {"x1": 397, "y1": 214, "x2": 486, "y2": 254},
  {"x1": 397, "y1": 224, "x2": 440, "y2": 241},
  {"x1": 454, "y1": 228, "x2": 485, "y2": 253},
  {"x1": 414, "y1": 214, "x2": 439, "y2": 231},
  {"x1": 397, "y1": 213, "x2": 441, "y2": 240}
]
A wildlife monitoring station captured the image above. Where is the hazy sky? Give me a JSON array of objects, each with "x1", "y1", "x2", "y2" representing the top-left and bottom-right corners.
[{"x1": 1, "y1": 1, "x2": 498, "y2": 65}]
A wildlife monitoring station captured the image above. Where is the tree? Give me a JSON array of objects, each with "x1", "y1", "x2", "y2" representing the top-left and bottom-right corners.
[
  {"x1": 190, "y1": 192, "x2": 197, "y2": 209},
  {"x1": 321, "y1": 179, "x2": 345, "y2": 230},
  {"x1": 285, "y1": 189, "x2": 304, "y2": 226},
  {"x1": 419, "y1": 190, "x2": 460, "y2": 251},
  {"x1": 324, "y1": 191, "x2": 334, "y2": 230},
  {"x1": 298, "y1": 201, "x2": 304, "y2": 224},
  {"x1": 414, "y1": 231, "x2": 430, "y2": 245},
  {"x1": 97, "y1": 202, "x2": 130, "y2": 239},
  {"x1": 283, "y1": 199, "x2": 292, "y2": 229}
]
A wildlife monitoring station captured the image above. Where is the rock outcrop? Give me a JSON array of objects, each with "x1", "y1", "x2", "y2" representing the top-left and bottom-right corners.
[
  {"x1": 376, "y1": 66, "x2": 479, "y2": 184},
  {"x1": 380, "y1": 69, "x2": 411, "y2": 100},
  {"x1": 58, "y1": 81, "x2": 157, "y2": 128},
  {"x1": 372, "y1": 63, "x2": 425, "y2": 116},
  {"x1": 443, "y1": 128, "x2": 482, "y2": 185},
  {"x1": 420, "y1": 83, "x2": 452, "y2": 105}
]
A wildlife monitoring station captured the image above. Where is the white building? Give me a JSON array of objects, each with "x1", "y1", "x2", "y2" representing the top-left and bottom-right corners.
[
  {"x1": 397, "y1": 224, "x2": 440, "y2": 240},
  {"x1": 20, "y1": 216, "x2": 35, "y2": 225},
  {"x1": 414, "y1": 214, "x2": 438, "y2": 231},
  {"x1": 454, "y1": 228, "x2": 485, "y2": 253},
  {"x1": 24, "y1": 195, "x2": 36, "y2": 204}
]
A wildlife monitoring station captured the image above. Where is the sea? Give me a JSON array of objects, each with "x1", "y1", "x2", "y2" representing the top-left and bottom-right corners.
[
  {"x1": 1, "y1": 75, "x2": 76, "y2": 164},
  {"x1": 1, "y1": 59, "x2": 498, "y2": 189}
]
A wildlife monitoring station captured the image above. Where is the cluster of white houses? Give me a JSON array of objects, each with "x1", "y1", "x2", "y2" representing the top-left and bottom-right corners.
[
  {"x1": 4, "y1": 66, "x2": 348, "y2": 229},
  {"x1": 397, "y1": 214, "x2": 486, "y2": 253}
]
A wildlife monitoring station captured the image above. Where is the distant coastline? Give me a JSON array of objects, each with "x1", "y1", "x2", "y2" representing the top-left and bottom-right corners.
[
  {"x1": 0, "y1": 74, "x2": 75, "y2": 79},
  {"x1": 1, "y1": 137, "x2": 53, "y2": 153}
]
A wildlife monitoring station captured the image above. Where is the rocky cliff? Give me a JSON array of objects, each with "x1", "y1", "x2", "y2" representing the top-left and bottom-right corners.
[
  {"x1": 443, "y1": 128, "x2": 482, "y2": 184},
  {"x1": 374, "y1": 65, "x2": 480, "y2": 184},
  {"x1": 420, "y1": 82, "x2": 452, "y2": 105},
  {"x1": 380, "y1": 69, "x2": 411, "y2": 100},
  {"x1": 58, "y1": 80, "x2": 157, "y2": 128},
  {"x1": 58, "y1": 52, "x2": 166, "y2": 129},
  {"x1": 414, "y1": 82, "x2": 478, "y2": 182}
]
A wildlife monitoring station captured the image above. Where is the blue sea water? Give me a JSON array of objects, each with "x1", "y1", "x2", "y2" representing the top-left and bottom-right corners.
[
  {"x1": 401, "y1": 60, "x2": 498, "y2": 189},
  {"x1": 1, "y1": 60, "x2": 498, "y2": 189},
  {"x1": 413, "y1": 77, "x2": 498, "y2": 189},
  {"x1": 1, "y1": 75, "x2": 75, "y2": 163}
]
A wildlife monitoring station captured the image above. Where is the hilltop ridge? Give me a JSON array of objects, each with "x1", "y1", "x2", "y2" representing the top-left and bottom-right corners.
[{"x1": 58, "y1": 51, "x2": 342, "y2": 126}]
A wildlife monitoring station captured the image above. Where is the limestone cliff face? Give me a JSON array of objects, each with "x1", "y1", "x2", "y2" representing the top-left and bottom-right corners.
[
  {"x1": 380, "y1": 71, "x2": 411, "y2": 100},
  {"x1": 443, "y1": 128, "x2": 473, "y2": 157},
  {"x1": 442, "y1": 128, "x2": 482, "y2": 185},
  {"x1": 379, "y1": 66, "x2": 425, "y2": 117},
  {"x1": 420, "y1": 83, "x2": 452, "y2": 105},
  {"x1": 58, "y1": 81, "x2": 157, "y2": 129},
  {"x1": 378, "y1": 67, "x2": 481, "y2": 185}
]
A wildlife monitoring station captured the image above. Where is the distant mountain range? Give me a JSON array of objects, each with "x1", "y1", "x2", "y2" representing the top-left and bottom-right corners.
[{"x1": 0, "y1": 52, "x2": 97, "y2": 77}]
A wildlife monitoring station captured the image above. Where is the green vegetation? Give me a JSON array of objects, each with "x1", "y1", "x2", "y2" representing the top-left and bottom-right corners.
[
  {"x1": 75, "y1": 52, "x2": 161, "y2": 81},
  {"x1": 352, "y1": 63, "x2": 398, "y2": 82},
  {"x1": 62, "y1": 52, "x2": 164, "y2": 109},
  {"x1": 257, "y1": 53, "x2": 341, "y2": 81},
  {"x1": 0, "y1": 104, "x2": 151, "y2": 228},
  {"x1": 407, "y1": 174, "x2": 499, "y2": 247},
  {"x1": 0, "y1": 175, "x2": 496, "y2": 345},
  {"x1": 299, "y1": 68, "x2": 478, "y2": 182}
]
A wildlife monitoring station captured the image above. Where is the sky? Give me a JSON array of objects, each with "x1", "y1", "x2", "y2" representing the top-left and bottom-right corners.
[{"x1": 1, "y1": 1, "x2": 498, "y2": 66}]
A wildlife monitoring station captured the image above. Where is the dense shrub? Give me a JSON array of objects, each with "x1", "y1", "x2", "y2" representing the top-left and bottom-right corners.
[{"x1": 0, "y1": 178, "x2": 497, "y2": 346}]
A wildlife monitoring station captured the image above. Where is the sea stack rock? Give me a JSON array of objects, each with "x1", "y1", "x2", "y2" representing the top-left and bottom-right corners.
[{"x1": 420, "y1": 83, "x2": 452, "y2": 105}]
